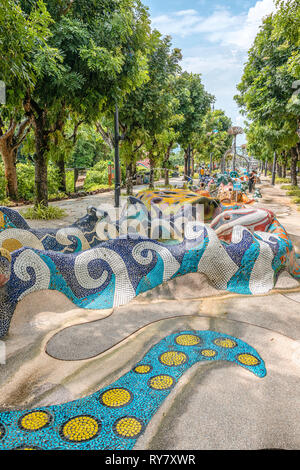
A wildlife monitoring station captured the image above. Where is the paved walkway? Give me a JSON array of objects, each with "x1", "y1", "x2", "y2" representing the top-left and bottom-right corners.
[{"x1": 1, "y1": 176, "x2": 299, "y2": 450}]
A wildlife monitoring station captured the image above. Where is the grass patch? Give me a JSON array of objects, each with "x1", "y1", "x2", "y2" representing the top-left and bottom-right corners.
[
  {"x1": 83, "y1": 183, "x2": 111, "y2": 192},
  {"x1": 287, "y1": 188, "x2": 300, "y2": 197},
  {"x1": 20, "y1": 204, "x2": 67, "y2": 220},
  {"x1": 276, "y1": 177, "x2": 290, "y2": 184},
  {"x1": 0, "y1": 198, "x2": 17, "y2": 207},
  {"x1": 279, "y1": 184, "x2": 300, "y2": 207}
]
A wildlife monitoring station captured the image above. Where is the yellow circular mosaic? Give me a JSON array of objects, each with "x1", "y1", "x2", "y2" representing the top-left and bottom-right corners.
[
  {"x1": 175, "y1": 334, "x2": 201, "y2": 346},
  {"x1": 237, "y1": 354, "x2": 260, "y2": 366},
  {"x1": 149, "y1": 374, "x2": 175, "y2": 390},
  {"x1": 213, "y1": 338, "x2": 237, "y2": 349},
  {"x1": 2, "y1": 239, "x2": 23, "y2": 253},
  {"x1": 159, "y1": 351, "x2": 187, "y2": 367},
  {"x1": 113, "y1": 417, "x2": 143, "y2": 439},
  {"x1": 201, "y1": 349, "x2": 217, "y2": 357},
  {"x1": 19, "y1": 411, "x2": 52, "y2": 432},
  {"x1": 16, "y1": 446, "x2": 42, "y2": 450},
  {"x1": 100, "y1": 388, "x2": 132, "y2": 408},
  {"x1": 60, "y1": 415, "x2": 100, "y2": 442},
  {"x1": 134, "y1": 365, "x2": 152, "y2": 374}
]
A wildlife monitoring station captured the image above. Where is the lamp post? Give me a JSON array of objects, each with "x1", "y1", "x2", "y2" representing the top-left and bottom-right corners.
[
  {"x1": 272, "y1": 151, "x2": 277, "y2": 186},
  {"x1": 187, "y1": 144, "x2": 191, "y2": 178},
  {"x1": 114, "y1": 104, "x2": 124, "y2": 208},
  {"x1": 207, "y1": 129, "x2": 219, "y2": 174},
  {"x1": 228, "y1": 126, "x2": 243, "y2": 171}
]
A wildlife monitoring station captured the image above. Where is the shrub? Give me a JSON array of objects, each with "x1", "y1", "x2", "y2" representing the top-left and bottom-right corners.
[
  {"x1": 16, "y1": 163, "x2": 35, "y2": 201},
  {"x1": 84, "y1": 161, "x2": 109, "y2": 190},
  {"x1": 84, "y1": 161, "x2": 126, "y2": 190},
  {"x1": 16, "y1": 163, "x2": 64, "y2": 201},
  {"x1": 276, "y1": 177, "x2": 290, "y2": 184},
  {"x1": 20, "y1": 203, "x2": 67, "y2": 220}
]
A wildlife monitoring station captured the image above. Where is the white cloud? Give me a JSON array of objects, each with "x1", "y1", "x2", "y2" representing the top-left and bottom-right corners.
[
  {"x1": 220, "y1": 0, "x2": 277, "y2": 49},
  {"x1": 151, "y1": 0, "x2": 277, "y2": 50},
  {"x1": 151, "y1": 0, "x2": 277, "y2": 138}
]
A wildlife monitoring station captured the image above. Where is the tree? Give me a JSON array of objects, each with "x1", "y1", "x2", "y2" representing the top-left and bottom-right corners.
[
  {"x1": 119, "y1": 33, "x2": 182, "y2": 191},
  {"x1": 0, "y1": 0, "x2": 55, "y2": 200},
  {"x1": 197, "y1": 109, "x2": 232, "y2": 169},
  {"x1": 21, "y1": 0, "x2": 152, "y2": 206},
  {"x1": 173, "y1": 72, "x2": 214, "y2": 178},
  {"x1": 235, "y1": 6, "x2": 300, "y2": 185}
]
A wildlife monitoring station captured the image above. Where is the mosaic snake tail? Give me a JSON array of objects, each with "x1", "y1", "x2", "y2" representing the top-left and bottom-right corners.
[{"x1": 0, "y1": 330, "x2": 266, "y2": 450}]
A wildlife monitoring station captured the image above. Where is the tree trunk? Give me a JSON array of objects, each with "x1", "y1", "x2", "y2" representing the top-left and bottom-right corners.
[
  {"x1": 272, "y1": 152, "x2": 277, "y2": 185},
  {"x1": 34, "y1": 119, "x2": 49, "y2": 206},
  {"x1": 184, "y1": 150, "x2": 188, "y2": 180},
  {"x1": 149, "y1": 157, "x2": 155, "y2": 189},
  {"x1": 126, "y1": 161, "x2": 134, "y2": 195},
  {"x1": 0, "y1": 140, "x2": 18, "y2": 200},
  {"x1": 283, "y1": 164, "x2": 287, "y2": 179},
  {"x1": 277, "y1": 164, "x2": 282, "y2": 178},
  {"x1": 163, "y1": 144, "x2": 173, "y2": 187},
  {"x1": 290, "y1": 147, "x2": 298, "y2": 187},
  {"x1": 282, "y1": 151, "x2": 287, "y2": 178},
  {"x1": 264, "y1": 160, "x2": 268, "y2": 177},
  {"x1": 191, "y1": 151, "x2": 195, "y2": 177}
]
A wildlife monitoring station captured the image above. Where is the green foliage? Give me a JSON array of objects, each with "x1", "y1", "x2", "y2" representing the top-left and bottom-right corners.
[
  {"x1": 0, "y1": 0, "x2": 54, "y2": 85},
  {"x1": 20, "y1": 203, "x2": 67, "y2": 220},
  {"x1": 68, "y1": 126, "x2": 111, "y2": 169},
  {"x1": 173, "y1": 72, "x2": 214, "y2": 151},
  {"x1": 197, "y1": 109, "x2": 233, "y2": 163},
  {"x1": 235, "y1": 4, "x2": 300, "y2": 159},
  {"x1": 16, "y1": 162, "x2": 66, "y2": 201},
  {"x1": 119, "y1": 34, "x2": 183, "y2": 171}
]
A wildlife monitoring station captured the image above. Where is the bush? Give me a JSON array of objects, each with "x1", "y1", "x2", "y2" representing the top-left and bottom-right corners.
[
  {"x1": 20, "y1": 203, "x2": 67, "y2": 220},
  {"x1": 16, "y1": 163, "x2": 64, "y2": 201},
  {"x1": 276, "y1": 177, "x2": 290, "y2": 184},
  {"x1": 84, "y1": 161, "x2": 126, "y2": 190},
  {"x1": 66, "y1": 170, "x2": 74, "y2": 193},
  {"x1": 84, "y1": 161, "x2": 109, "y2": 190},
  {"x1": 16, "y1": 163, "x2": 35, "y2": 201}
]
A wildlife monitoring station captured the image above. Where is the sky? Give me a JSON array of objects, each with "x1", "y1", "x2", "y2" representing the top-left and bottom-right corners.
[{"x1": 143, "y1": 0, "x2": 277, "y2": 146}]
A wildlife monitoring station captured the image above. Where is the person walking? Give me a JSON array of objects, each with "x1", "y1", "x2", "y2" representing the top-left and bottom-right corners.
[{"x1": 249, "y1": 171, "x2": 255, "y2": 193}]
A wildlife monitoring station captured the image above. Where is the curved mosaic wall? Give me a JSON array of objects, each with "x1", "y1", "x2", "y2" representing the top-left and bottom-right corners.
[{"x1": 0, "y1": 207, "x2": 299, "y2": 337}]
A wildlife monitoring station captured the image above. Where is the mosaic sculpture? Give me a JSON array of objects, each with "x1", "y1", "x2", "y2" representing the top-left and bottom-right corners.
[
  {"x1": 0, "y1": 330, "x2": 266, "y2": 450},
  {"x1": 136, "y1": 189, "x2": 220, "y2": 221},
  {"x1": 217, "y1": 182, "x2": 254, "y2": 205},
  {"x1": 0, "y1": 206, "x2": 105, "y2": 253},
  {"x1": 0, "y1": 208, "x2": 299, "y2": 337},
  {"x1": 210, "y1": 207, "x2": 274, "y2": 243}
]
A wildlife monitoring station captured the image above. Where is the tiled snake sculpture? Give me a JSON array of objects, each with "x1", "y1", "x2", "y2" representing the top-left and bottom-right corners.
[
  {"x1": 0, "y1": 330, "x2": 266, "y2": 450},
  {"x1": 0, "y1": 201, "x2": 299, "y2": 337}
]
